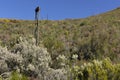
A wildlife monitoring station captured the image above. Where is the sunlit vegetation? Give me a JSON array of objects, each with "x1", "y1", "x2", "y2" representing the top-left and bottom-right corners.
[{"x1": 0, "y1": 7, "x2": 120, "y2": 80}]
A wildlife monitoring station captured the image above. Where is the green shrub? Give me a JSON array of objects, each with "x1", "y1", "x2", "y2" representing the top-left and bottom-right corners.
[
  {"x1": 72, "y1": 58, "x2": 120, "y2": 80},
  {"x1": 0, "y1": 76, "x2": 2, "y2": 80},
  {"x1": 10, "y1": 71, "x2": 28, "y2": 80}
]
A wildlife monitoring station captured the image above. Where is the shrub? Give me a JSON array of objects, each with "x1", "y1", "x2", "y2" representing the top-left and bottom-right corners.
[
  {"x1": 10, "y1": 71, "x2": 28, "y2": 80},
  {"x1": 0, "y1": 37, "x2": 67, "y2": 80},
  {"x1": 72, "y1": 58, "x2": 120, "y2": 80}
]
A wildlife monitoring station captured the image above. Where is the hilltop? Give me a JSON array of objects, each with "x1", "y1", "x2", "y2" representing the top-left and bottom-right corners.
[{"x1": 0, "y1": 7, "x2": 120, "y2": 64}]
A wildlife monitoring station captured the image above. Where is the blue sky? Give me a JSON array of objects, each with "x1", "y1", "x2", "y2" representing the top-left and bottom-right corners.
[{"x1": 0, "y1": 0, "x2": 120, "y2": 20}]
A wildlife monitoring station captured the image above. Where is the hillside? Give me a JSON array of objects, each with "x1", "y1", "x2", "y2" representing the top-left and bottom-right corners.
[
  {"x1": 0, "y1": 7, "x2": 120, "y2": 64},
  {"x1": 0, "y1": 7, "x2": 120, "y2": 80}
]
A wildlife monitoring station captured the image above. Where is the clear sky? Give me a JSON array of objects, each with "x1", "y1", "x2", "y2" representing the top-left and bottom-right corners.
[{"x1": 0, "y1": 0, "x2": 120, "y2": 20}]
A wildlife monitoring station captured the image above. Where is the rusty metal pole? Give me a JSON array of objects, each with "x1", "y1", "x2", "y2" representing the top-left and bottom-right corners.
[{"x1": 34, "y1": 6, "x2": 40, "y2": 46}]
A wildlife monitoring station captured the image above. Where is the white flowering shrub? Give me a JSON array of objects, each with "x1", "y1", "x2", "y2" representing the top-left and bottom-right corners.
[
  {"x1": 56, "y1": 55, "x2": 67, "y2": 68},
  {"x1": 0, "y1": 37, "x2": 67, "y2": 80},
  {"x1": 11, "y1": 37, "x2": 52, "y2": 77},
  {"x1": 0, "y1": 46, "x2": 23, "y2": 74}
]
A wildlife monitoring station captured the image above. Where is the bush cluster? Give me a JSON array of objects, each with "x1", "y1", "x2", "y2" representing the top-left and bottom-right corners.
[
  {"x1": 0, "y1": 37, "x2": 67, "y2": 80},
  {"x1": 72, "y1": 58, "x2": 120, "y2": 80}
]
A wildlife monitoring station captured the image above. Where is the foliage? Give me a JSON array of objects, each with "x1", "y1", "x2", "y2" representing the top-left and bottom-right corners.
[
  {"x1": 0, "y1": 8, "x2": 120, "y2": 63},
  {"x1": 0, "y1": 7, "x2": 120, "y2": 80},
  {"x1": 0, "y1": 76, "x2": 2, "y2": 80},
  {"x1": 0, "y1": 37, "x2": 67, "y2": 80},
  {"x1": 72, "y1": 58, "x2": 120, "y2": 80},
  {"x1": 10, "y1": 71, "x2": 28, "y2": 80}
]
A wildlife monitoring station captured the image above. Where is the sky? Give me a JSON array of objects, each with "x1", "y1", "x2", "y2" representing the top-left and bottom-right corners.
[{"x1": 0, "y1": 0, "x2": 120, "y2": 20}]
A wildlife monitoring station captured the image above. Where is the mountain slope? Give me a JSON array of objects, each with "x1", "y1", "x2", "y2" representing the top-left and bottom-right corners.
[{"x1": 0, "y1": 7, "x2": 120, "y2": 64}]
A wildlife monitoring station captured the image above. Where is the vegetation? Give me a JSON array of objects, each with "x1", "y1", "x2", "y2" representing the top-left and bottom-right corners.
[
  {"x1": 10, "y1": 71, "x2": 28, "y2": 80},
  {"x1": 71, "y1": 58, "x2": 120, "y2": 80},
  {"x1": 0, "y1": 37, "x2": 120, "y2": 80},
  {"x1": 0, "y1": 7, "x2": 120, "y2": 79}
]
